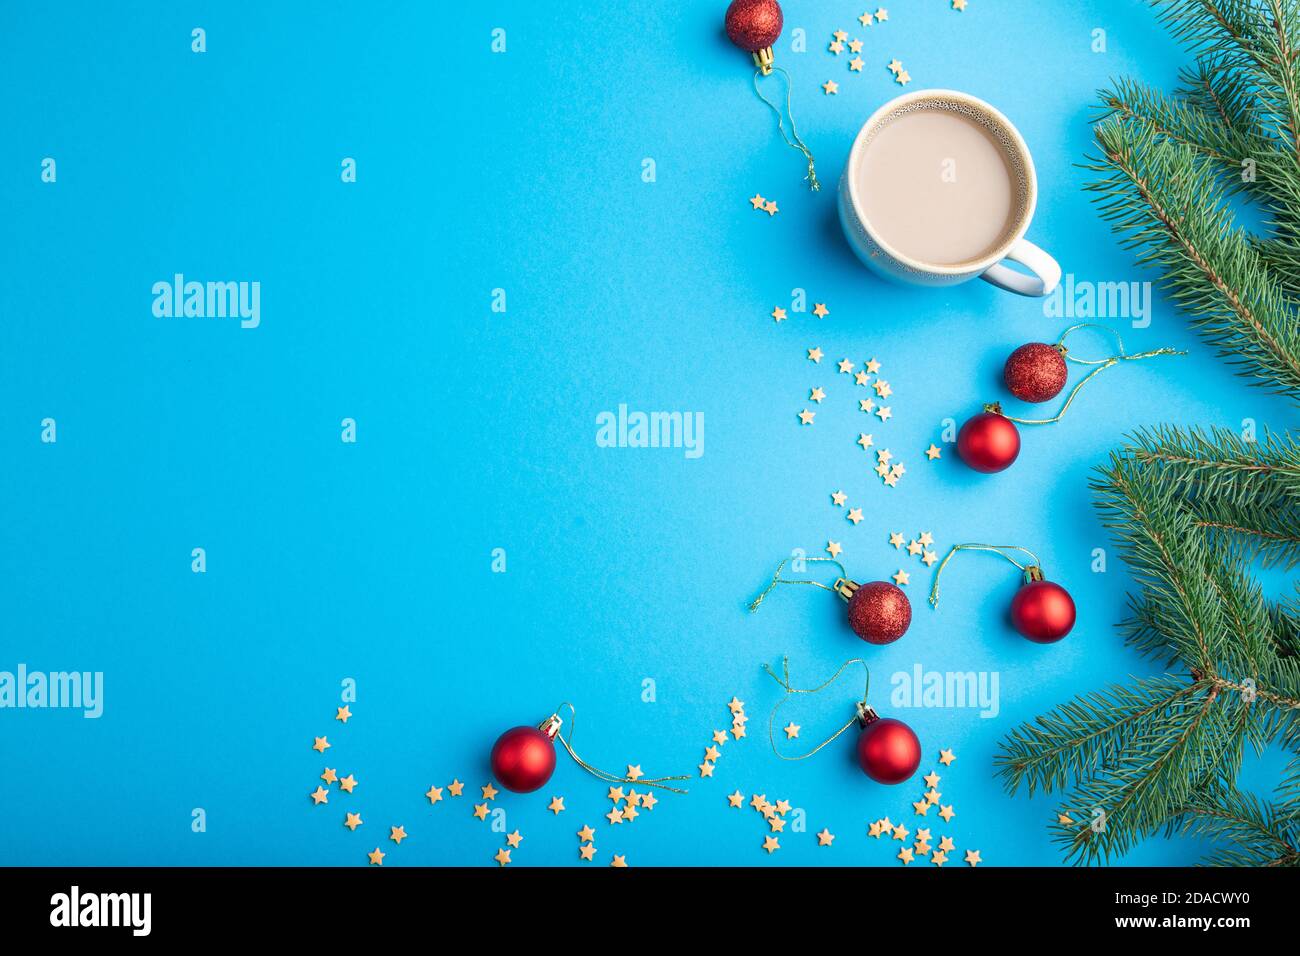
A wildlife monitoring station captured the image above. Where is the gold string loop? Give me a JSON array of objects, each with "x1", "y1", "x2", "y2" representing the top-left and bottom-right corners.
[
  {"x1": 928, "y1": 543, "x2": 1042, "y2": 608},
  {"x1": 761, "y1": 657, "x2": 870, "y2": 761},
  {"x1": 752, "y1": 67, "x2": 820, "y2": 191},
  {"x1": 551, "y1": 702, "x2": 690, "y2": 794},
  {"x1": 749, "y1": 556, "x2": 848, "y2": 613},
  {"x1": 999, "y1": 324, "x2": 1185, "y2": 426}
]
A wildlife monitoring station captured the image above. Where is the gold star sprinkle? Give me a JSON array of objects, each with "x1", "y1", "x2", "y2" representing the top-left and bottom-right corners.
[
  {"x1": 854, "y1": 371, "x2": 870, "y2": 386},
  {"x1": 368, "y1": 847, "x2": 385, "y2": 866},
  {"x1": 481, "y1": 783, "x2": 498, "y2": 801},
  {"x1": 548, "y1": 796, "x2": 566, "y2": 814},
  {"x1": 875, "y1": 406, "x2": 892, "y2": 423},
  {"x1": 939, "y1": 748, "x2": 956, "y2": 766},
  {"x1": 698, "y1": 762, "x2": 715, "y2": 778},
  {"x1": 887, "y1": 59, "x2": 903, "y2": 74},
  {"x1": 919, "y1": 532, "x2": 934, "y2": 546},
  {"x1": 606, "y1": 807, "x2": 624, "y2": 825},
  {"x1": 912, "y1": 800, "x2": 929, "y2": 816},
  {"x1": 771, "y1": 306, "x2": 787, "y2": 322},
  {"x1": 798, "y1": 409, "x2": 815, "y2": 425},
  {"x1": 875, "y1": 7, "x2": 889, "y2": 20},
  {"x1": 310, "y1": 786, "x2": 329, "y2": 805},
  {"x1": 865, "y1": 358, "x2": 882, "y2": 373},
  {"x1": 579, "y1": 843, "x2": 596, "y2": 860},
  {"x1": 812, "y1": 302, "x2": 829, "y2": 318},
  {"x1": 826, "y1": 541, "x2": 842, "y2": 558},
  {"x1": 916, "y1": 828, "x2": 932, "y2": 843},
  {"x1": 312, "y1": 736, "x2": 330, "y2": 753},
  {"x1": 607, "y1": 786, "x2": 626, "y2": 802},
  {"x1": 808, "y1": 346, "x2": 824, "y2": 363},
  {"x1": 506, "y1": 830, "x2": 523, "y2": 848},
  {"x1": 768, "y1": 816, "x2": 786, "y2": 833},
  {"x1": 897, "y1": 846, "x2": 914, "y2": 865},
  {"x1": 952, "y1": 0, "x2": 968, "y2": 10},
  {"x1": 897, "y1": 70, "x2": 911, "y2": 85},
  {"x1": 321, "y1": 768, "x2": 337, "y2": 785},
  {"x1": 335, "y1": 706, "x2": 352, "y2": 723},
  {"x1": 344, "y1": 812, "x2": 362, "y2": 830},
  {"x1": 473, "y1": 803, "x2": 489, "y2": 820},
  {"x1": 750, "y1": 794, "x2": 767, "y2": 810},
  {"x1": 763, "y1": 835, "x2": 781, "y2": 853},
  {"x1": 847, "y1": 508, "x2": 864, "y2": 525},
  {"x1": 926, "y1": 443, "x2": 942, "y2": 460},
  {"x1": 849, "y1": 38, "x2": 864, "y2": 53},
  {"x1": 877, "y1": 448, "x2": 893, "y2": 463},
  {"x1": 939, "y1": 805, "x2": 956, "y2": 822},
  {"x1": 849, "y1": 57, "x2": 864, "y2": 72},
  {"x1": 626, "y1": 764, "x2": 643, "y2": 781},
  {"x1": 925, "y1": 789, "x2": 941, "y2": 804},
  {"x1": 859, "y1": 398, "x2": 875, "y2": 413},
  {"x1": 577, "y1": 825, "x2": 596, "y2": 842},
  {"x1": 750, "y1": 194, "x2": 766, "y2": 209},
  {"x1": 833, "y1": 29, "x2": 848, "y2": 41},
  {"x1": 448, "y1": 780, "x2": 464, "y2": 796},
  {"x1": 857, "y1": 433, "x2": 874, "y2": 450},
  {"x1": 892, "y1": 569, "x2": 910, "y2": 586},
  {"x1": 338, "y1": 774, "x2": 357, "y2": 794},
  {"x1": 731, "y1": 724, "x2": 746, "y2": 740},
  {"x1": 494, "y1": 847, "x2": 512, "y2": 867},
  {"x1": 837, "y1": 358, "x2": 855, "y2": 374},
  {"x1": 713, "y1": 730, "x2": 728, "y2": 745},
  {"x1": 764, "y1": 200, "x2": 778, "y2": 216},
  {"x1": 868, "y1": 821, "x2": 883, "y2": 838},
  {"x1": 823, "y1": 79, "x2": 839, "y2": 95},
  {"x1": 622, "y1": 803, "x2": 640, "y2": 822},
  {"x1": 938, "y1": 835, "x2": 955, "y2": 853},
  {"x1": 914, "y1": 840, "x2": 931, "y2": 855},
  {"x1": 831, "y1": 490, "x2": 848, "y2": 506},
  {"x1": 923, "y1": 551, "x2": 938, "y2": 567},
  {"x1": 924, "y1": 771, "x2": 941, "y2": 788},
  {"x1": 783, "y1": 721, "x2": 801, "y2": 739},
  {"x1": 728, "y1": 790, "x2": 744, "y2": 808},
  {"x1": 425, "y1": 785, "x2": 443, "y2": 804},
  {"x1": 817, "y1": 829, "x2": 835, "y2": 846},
  {"x1": 892, "y1": 824, "x2": 910, "y2": 842},
  {"x1": 889, "y1": 532, "x2": 905, "y2": 548},
  {"x1": 1058, "y1": 813, "x2": 1075, "y2": 825},
  {"x1": 965, "y1": 849, "x2": 982, "y2": 866},
  {"x1": 611, "y1": 854, "x2": 628, "y2": 867},
  {"x1": 859, "y1": 12, "x2": 874, "y2": 26},
  {"x1": 390, "y1": 825, "x2": 407, "y2": 845},
  {"x1": 931, "y1": 851, "x2": 948, "y2": 866},
  {"x1": 829, "y1": 40, "x2": 844, "y2": 54},
  {"x1": 704, "y1": 746, "x2": 721, "y2": 762},
  {"x1": 907, "y1": 540, "x2": 923, "y2": 556},
  {"x1": 809, "y1": 387, "x2": 826, "y2": 404}
]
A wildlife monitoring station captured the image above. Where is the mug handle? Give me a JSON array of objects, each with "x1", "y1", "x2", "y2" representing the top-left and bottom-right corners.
[{"x1": 980, "y1": 239, "x2": 1061, "y2": 297}]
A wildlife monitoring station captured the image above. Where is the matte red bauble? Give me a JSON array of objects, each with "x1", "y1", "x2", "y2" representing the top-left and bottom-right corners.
[
  {"x1": 856, "y1": 709, "x2": 921, "y2": 784},
  {"x1": 1010, "y1": 577, "x2": 1076, "y2": 643},
  {"x1": 957, "y1": 405, "x2": 1021, "y2": 473},
  {"x1": 490, "y1": 725, "x2": 557, "y2": 793},
  {"x1": 844, "y1": 580, "x2": 912, "y2": 645},
  {"x1": 725, "y1": 0, "x2": 784, "y2": 54},
  {"x1": 1004, "y1": 342, "x2": 1068, "y2": 403}
]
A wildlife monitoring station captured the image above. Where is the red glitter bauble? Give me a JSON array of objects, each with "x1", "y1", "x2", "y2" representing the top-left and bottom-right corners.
[
  {"x1": 957, "y1": 409, "x2": 1021, "y2": 473},
  {"x1": 1004, "y1": 342, "x2": 1068, "y2": 403},
  {"x1": 1010, "y1": 580, "x2": 1076, "y2": 643},
  {"x1": 490, "y1": 725, "x2": 557, "y2": 793},
  {"x1": 847, "y1": 581, "x2": 912, "y2": 645},
  {"x1": 724, "y1": 0, "x2": 784, "y2": 52},
  {"x1": 856, "y1": 716, "x2": 921, "y2": 784}
]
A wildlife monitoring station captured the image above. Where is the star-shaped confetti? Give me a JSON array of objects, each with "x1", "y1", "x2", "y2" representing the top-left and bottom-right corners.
[
  {"x1": 952, "y1": 0, "x2": 968, "y2": 10},
  {"x1": 893, "y1": 569, "x2": 910, "y2": 586},
  {"x1": 912, "y1": 800, "x2": 930, "y2": 816},
  {"x1": 897, "y1": 70, "x2": 911, "y2": 85},
  {"x1": 448, "y1": 780, "x2": 464, "y2": 796},
  {"x1": 939, "y1": 805, "x2": 956, "y2": 822},
  {"x1": 939, "y1": 748, "x2": 956, "y2": 766},
  {"x1": 859, "y1": 398, "x2": 876, "y2": 413},
  {"x1": 897, "y1": 846, "x2": 914, "y2": 865},
  {"x1": 783, "y1": 721, "x2": 801, "y2": 739},
  {"x1": 924, "y1": 771, "x2": 941, "y2": 788},
  {"x1": 368, "y1": 847, "x2": 385, "y2": 866},
  {"x1": 606, "y1": 807, "x2": 624, "y2": 825},
  {"x1": 857, "y1": 433, "x2": 874, "y2": 450},
  {"x1": 826, "y1": 541, "x2": 842, "y2": 558},
  {"x1": 849, "y1": 57, "x2": 864, "y2": 72},
  {"x1": 481, "y1": 783, "x2": 498, "y2": 801},
  {"x1": 611, "y1": 854, "x2": 628, "y2": 868},
  {"x1": 728, "y1": 790, "x2": 745, "y2": 808},
  {"x1": 817, "y1": 829, "x2": 835, "y2": 846},
  {"x1": 335, "y1": 706, "x2": 352, "y2": 723},
  {"x1": 772, "y1": 306, "x2": 787, "y2": 322},
  {"x1": 344, "y1": 812, "x2": 363, "y2": 830},
  {"x1": 847, "y1": 508, "x2": 864, "y2": 525},
  {"x1": 965, "y1": 849, "x2": 982, "y2": 866},
  {"x1": 339, "y1": 774, "x2": 357, "y2": 794},
  {"x1": 310, "y1": 786, "x2": 329, "y2": 805},
  {"x1": 926, "y1": 443, "x2": 942, "y2": 460},
  {"x1": 764, "y1": 200, "x2": 778, "y2": 216},
  {"x1": 762, "y1": 835, "x2": 780, "y2": 853},
  {"x1": 875, "y1": 7, "x2": 889, "y2": 21},
  {"x1": 829, "y1": 40, "x2": 844, "y2": 54},
  {"x1": 919, "y1": 531, "x2": 934, "y2": 547},
  {"x1": 473, "y1": 803, "x2": 489, "y2": 820},
  {"x1": 579, "y1": 843, "x2": 596, "y2": 861},
  {"x1": 425, "y1": 785, "x2": 443, "y2": 804},
  {"x1": 799, "y1": 409, "x2": 815, "y2": 425},
  {"x1": 808, "y1": 346, "x2": 824, "y2": 363},
  {"x1": 812, "y1": 302, "x2": 829, "y2": 318},
  {"x1": 832, "y1": 489, "x2": 848, "y2": 506},
  {"x1": 923, "y1": 551, "x2": 938, "y2": 567},
  {"x1": 823, "y1": 79, "x2": 839, "y2": 95},
  {"x1": 889, "y1": 532, "x2": 905, "y2": 548},
  {"x1": 838, "y1": 358, "x2": 855, "y2": 374},
  {"x1": 321, "y1": 768, "x2": 337, "y2": 785},
  {"x1": 859, "y1": 12, "x2": 874, "y2": 26},
  {"x1": 549, "y1": 796, "x2": 566, "y2": 814},
  {"x1": 750, "y1": 194, "x2": 766, "y2": 210},
  {"x1": 312, "y1": 736, "x2": 330, "y2": 753},
  {"x1": 887, "y1": 59, "x2": 903, "y2": 75},
  {"x1": 390, "y1": 825, "x2": 407, "y2": 845},
  {"x1": 938, "y1": 835, "x2": 956, "y2": 853},
  {"x1": 494, "y1": 847, "x2": 512, "y2": 867}
]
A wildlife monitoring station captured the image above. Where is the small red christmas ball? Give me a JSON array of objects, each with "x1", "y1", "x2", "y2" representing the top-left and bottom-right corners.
[
  {"x1": 724, "y1": 0, "x2": 784, "y2": 52},
  {"x1": 1004, "y1": 343, "x2": 1068, "y2": 403},
  {"x1": 857, "y1": 716, "x2": 921, "y2": 784},
  {"x1": 957, "y1": 409, "x2": 1021, "y2": 473},
  {"x1": 490, "y1": 725, "x2": 557, "y2": 793},
  {"x1": 847, "y1": 581, "x2": 912, "y2": 645},
  {"x1": 1010, "y1": 580, "x2": 1076, "y2": 643}
]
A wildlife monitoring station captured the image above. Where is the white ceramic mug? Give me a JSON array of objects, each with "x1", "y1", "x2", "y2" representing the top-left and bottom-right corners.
[{"x1": 837, "y1": 89, "x2": 1061, "y2": 297}]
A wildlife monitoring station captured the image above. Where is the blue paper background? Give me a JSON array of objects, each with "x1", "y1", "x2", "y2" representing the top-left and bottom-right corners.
[{"x1": 1, "y1": 0, "x2": 1292, "y2": 866}]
